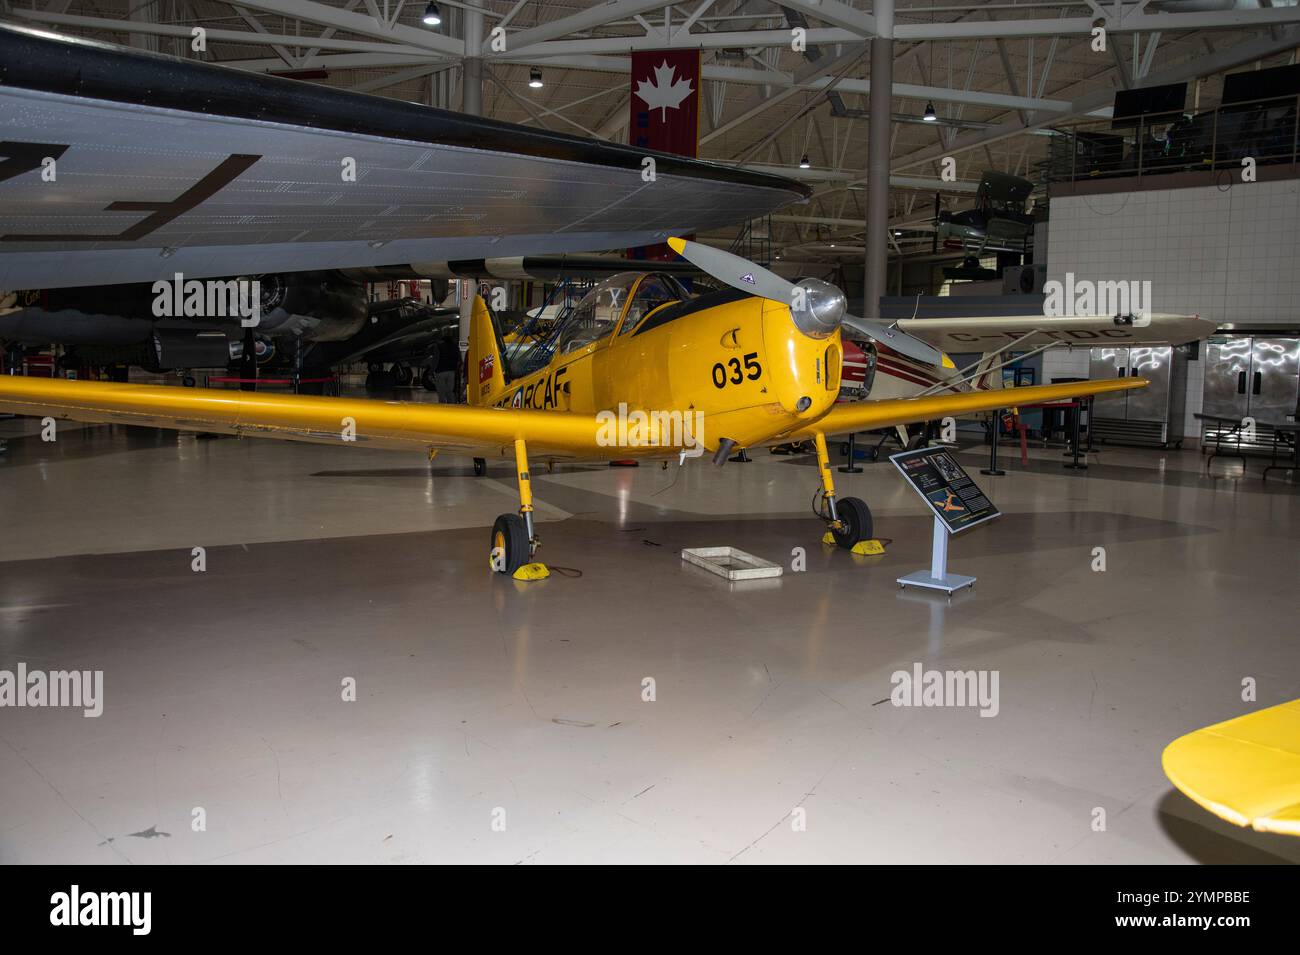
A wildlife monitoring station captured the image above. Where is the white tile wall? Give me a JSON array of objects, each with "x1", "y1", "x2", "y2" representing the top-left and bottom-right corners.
[
  {"x1": 1048, "y1": 179, "x2": 1300, "y2": 325},
  {"x1": 1048, "y1": 178, "x2": 1300, "y2": 437}
]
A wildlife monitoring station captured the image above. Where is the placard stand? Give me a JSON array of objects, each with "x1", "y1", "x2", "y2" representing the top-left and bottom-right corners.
[{"x1": 897, "y1": 515, "x2": 977, "y2": 594}]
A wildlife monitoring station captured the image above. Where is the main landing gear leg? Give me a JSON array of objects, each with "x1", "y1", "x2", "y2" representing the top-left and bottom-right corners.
[
  {"x1": 814, "y1": 432, "x2": 876, "y2": 553},
  {"x1": 489, "y1": 438, "x2": 549, "y2": 580}
]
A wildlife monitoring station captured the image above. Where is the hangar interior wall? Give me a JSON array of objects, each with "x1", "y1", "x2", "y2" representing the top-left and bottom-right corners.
[
  {"x1": 1047, "y1": 177, "x2": 1300, "y2": 439},
  {"x1": 1047, "y1": 178, "x2": 1300, "y2": 325}
]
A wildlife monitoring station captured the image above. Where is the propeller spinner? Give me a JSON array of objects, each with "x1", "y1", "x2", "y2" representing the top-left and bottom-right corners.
[{"x1": 666, "y1": 237, "x2": 947, "y2": 367}]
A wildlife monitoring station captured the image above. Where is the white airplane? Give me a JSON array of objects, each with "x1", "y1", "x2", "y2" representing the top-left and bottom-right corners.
[{"x1": 822, "y1": 311, "x2": 1216, "y2": 458}]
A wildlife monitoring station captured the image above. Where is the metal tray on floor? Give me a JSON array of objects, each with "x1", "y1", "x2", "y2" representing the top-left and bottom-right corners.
[{"x1": 680, "y1": 546, "x2": 783, "y2": 581}]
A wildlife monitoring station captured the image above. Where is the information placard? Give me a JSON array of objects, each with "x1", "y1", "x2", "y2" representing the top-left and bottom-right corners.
[{"x1": 889, "y1": 446, "x2": 1000, "y2": 534}]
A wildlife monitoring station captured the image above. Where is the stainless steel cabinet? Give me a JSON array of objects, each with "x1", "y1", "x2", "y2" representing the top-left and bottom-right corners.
[
  {"x1": 1088, "y1": 345, "x2": 1186, "y2": 447},
  {"x1": 1201, "y1": 336, "x2": 1300, "y2": 453}
]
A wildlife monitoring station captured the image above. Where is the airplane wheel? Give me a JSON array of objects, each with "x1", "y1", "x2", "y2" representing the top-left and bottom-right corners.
[
  {"x1": 490, "y1": 513, "x2": 528, "y2": 575},
  {"x1": 473, "y1": 457, "x2": 487, "y2": 477},
  {"x1": 421, "y1": 368, "x2": 437, "y2": 391},
  {"x1": 831, "y1": 497, "x2": 873, "y2": 549},
  {"x1": 391, "y1": 364, "x2": 412, "y2": 386}
]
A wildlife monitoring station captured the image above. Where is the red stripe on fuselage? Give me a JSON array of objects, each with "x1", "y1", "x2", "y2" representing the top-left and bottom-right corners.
[{"x1": 875, "y1": 357, "x2": 950, "y2": 390}]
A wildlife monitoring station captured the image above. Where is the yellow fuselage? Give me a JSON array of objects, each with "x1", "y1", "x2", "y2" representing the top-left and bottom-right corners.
[{"x1": 484, "y1": 292, "x2": 843, "y2": 458}]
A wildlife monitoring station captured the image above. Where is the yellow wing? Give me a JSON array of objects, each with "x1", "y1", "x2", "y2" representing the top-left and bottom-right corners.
[
  {"x1": 0, "y1": 376, "x2": 606, "y2": 459},
  {"x1": 0, "y1": 375, "x2": 1144, "y2": 459},
  {"x1": 1162, "y1": 700, "x2": 1300, "y2": 836},
  {"x1": 781, "y1": 377, "x2": 1147, "y2": 442}
]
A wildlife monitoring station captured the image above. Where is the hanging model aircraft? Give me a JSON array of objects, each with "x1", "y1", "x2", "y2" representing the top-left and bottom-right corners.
[
  {"x1": 935, "y1": 170, "x2": 1037, "y2": 280},
  {"x1": 0, "y1": 238, "x2": 1150, "y2": 576}
]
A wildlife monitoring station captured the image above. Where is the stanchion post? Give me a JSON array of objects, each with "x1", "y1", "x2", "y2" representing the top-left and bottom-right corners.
[
  {"x1": 839, "y1": 432, "x2": 864, "y2": 473},
  {"x1": 1065, "y1": 402, "x2": 1088, "y2": 470},
  {"x1": 981, "y1": 410, "x2": 1006, "y2": 476}
]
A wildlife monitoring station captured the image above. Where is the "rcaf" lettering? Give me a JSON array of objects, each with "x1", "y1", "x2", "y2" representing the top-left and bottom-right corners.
[{"x1": 497, "y1": 366, "x2": 569, "y2": 410}]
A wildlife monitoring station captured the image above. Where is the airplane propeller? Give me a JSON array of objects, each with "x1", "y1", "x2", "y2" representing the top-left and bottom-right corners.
[{"x1": 666, "y1": 237, "x2": 947, "y2": 367}]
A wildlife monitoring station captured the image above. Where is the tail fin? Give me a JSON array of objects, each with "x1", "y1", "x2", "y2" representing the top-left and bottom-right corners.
[{"x1": 465, "y1": 294, "x2": 509, "y2": 406}]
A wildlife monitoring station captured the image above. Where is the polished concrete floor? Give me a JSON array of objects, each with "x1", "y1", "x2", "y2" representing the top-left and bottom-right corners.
[{"x1": 1, "y1": 413, "x2": 1297, "y2": 864}]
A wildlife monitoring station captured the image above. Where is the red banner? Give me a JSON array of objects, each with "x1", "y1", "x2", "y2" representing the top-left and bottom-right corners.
[
  {"x1": 629, "y1": 50, "x2": 701, "y2": 157},
  {"x1": 629, "y1": 50, "x2": 701, "y2": 261}
]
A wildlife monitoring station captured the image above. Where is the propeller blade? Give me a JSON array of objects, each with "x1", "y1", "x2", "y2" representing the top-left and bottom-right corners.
[
  {"x1": 667, "y1": 236, "x2": 948, "y2": 366},
  {"x1": 666, "y1": 237, "x2": 796, "y2": 304},
  {"x1": 843, "y1": 314, "x2": 951, "y2": 368}
]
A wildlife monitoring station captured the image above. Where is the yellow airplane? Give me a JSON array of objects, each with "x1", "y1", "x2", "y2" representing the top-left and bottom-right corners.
[
  {"x1": 0, "y1": 239, "x2": 1146, "y2": 577},
  {"x1": 1163, "y1": 699, "x2": 1300, "y2": 836}
]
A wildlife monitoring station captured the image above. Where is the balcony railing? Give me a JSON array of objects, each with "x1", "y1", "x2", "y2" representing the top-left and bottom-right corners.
[{"x1": 1037, "y1": 94, "x2": 1300, "y2": 186}]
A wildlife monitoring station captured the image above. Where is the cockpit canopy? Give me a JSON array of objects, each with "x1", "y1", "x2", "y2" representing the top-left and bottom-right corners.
[{"x1": 554, "y1": 272, "x2": 689, "y2": 354}]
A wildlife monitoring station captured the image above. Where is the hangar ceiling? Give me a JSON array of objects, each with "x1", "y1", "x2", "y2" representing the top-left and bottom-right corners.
[{"x1": 6, "y1": 0, "x2": 1300, "y2": 262}]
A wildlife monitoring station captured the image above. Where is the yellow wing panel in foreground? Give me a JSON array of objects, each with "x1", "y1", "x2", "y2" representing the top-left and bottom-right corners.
[
  {"x1": 0, "y1": 377, "x2": 605, "y2": 459},
  {"x1": 779, "y1": 377, "x2": 1148, "y2": 442},
  {"x1": 1163, "y1": 700, "x2": 1300, "y2": 836}
]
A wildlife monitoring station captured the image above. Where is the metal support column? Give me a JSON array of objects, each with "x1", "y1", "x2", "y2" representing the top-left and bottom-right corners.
[
  {"x1": 864, "y1": 0, "x2": 893, "y2": 317},
  {"x1": 463, "y1": 7, "x2": 484, "y2": 116}
]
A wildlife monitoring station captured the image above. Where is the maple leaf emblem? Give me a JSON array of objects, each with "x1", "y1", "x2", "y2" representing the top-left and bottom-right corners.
[{"x1": 634, "y1": 61, "x2": 694, "y2": 120}]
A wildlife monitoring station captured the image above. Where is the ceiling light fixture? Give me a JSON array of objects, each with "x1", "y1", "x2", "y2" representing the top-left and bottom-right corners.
[
  {"x1": 529, "y1": 67, "x2": 544, "y2": 89},
  {"x1": 799, "y1": 153, "x2": 811, "y2": 169},
  {"x1": 422, "y1": 2, "x2": 442, "y2": 27},
  {"x1": 922, "y1": 101, "x2": 937, "y2": 122}
]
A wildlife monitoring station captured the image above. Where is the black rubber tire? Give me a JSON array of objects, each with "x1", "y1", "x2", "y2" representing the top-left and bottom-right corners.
[
  {"x1": 831, "y1": 497, "x2": 873, "y2": 549},
  {"x1": 473, "y1": 457, "x2": 487, "y2": 477},
  {"x1": 391, "y1": 364, "x2": 412, "y2": 386},
  {"x1": 490, "y1": 513, "x2": 529, "y2": 575},
  {"x1": 367, "y1": 362, "x2": 382, "y2": 374},
  {"x1": 421, "y1": 368, "x2": 437, "y2": 391}
]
